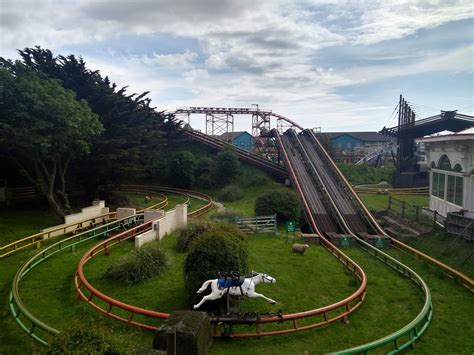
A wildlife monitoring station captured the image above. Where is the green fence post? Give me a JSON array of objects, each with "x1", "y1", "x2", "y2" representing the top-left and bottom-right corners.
[
  {"x1": 388, "y1": 196, "x2": 392, "y2": 210},
  {"x1": 415, "y1": 206, "x2": 420, "y2": 221},
  {"x1": 402, "y1": 201, "x2": 405, "y2": 217}
]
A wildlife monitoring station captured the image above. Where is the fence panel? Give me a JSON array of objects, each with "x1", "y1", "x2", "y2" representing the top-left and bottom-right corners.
[{"x1": 235, "y1": 214, "x2": 277, "y2": 234}]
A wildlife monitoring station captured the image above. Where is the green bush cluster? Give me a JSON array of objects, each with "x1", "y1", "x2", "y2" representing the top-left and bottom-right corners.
[
  {"x1": 47, "y1": 323, "x2": 120, "y2": 354},
  {"x1": 176, "y1": 220, "x2": 212, "y2": 252},
  {"x1": 163, "y1": 146, "x2": 241, "y2": 189},
  {"x1": 105, "y1": 243, "x2": 167, "y2": 285},
  {"x1": 254, "y1": 189, "x2": 301, "y2": 222},
  {"x1": 337, "y1": 163, "x2": 395, "y2": 185},
  {"x1": 218, "y1": 184, "x2": 243, "y2": 202},
  {"x1": 184, "y1": 223, "x2": 247, "y2": 308}
]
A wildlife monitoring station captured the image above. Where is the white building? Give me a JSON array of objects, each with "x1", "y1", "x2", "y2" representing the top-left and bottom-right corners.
[{"x1": 421, "y1": 128, "x2": 474, "y2": 218}]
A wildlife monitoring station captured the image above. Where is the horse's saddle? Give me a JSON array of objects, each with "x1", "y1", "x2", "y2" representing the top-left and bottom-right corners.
[{"x1": 217, "y1": 277, "x2": 245, "y2": 289}]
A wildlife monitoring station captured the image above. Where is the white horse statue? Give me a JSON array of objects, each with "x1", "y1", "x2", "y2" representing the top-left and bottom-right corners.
[{"x1": 193, "y1": 272, "x2": 277, "y2": 309}]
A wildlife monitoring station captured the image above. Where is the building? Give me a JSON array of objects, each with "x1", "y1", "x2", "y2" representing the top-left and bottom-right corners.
[
  {"x1": 321, "y1": 132, "x2": 396, "y2": 164},
  {"x1": 421, "y1": 128, "x2": 474, "y2": 218},
  {"x1": 216, "y1": 131, "x2": 256, "y2": 151}
]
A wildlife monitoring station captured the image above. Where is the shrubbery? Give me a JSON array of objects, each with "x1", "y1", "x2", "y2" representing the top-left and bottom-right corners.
[
  {"x1": 184, "y1": 223, "x2": 247, "y2": 308},
  {"x1": 254, "y1": 189, "x2": 301, "y2": 222},
  {"x1": 105, "y1": 243, "x2": 167, "y2": 285},
  {"x1": 170, "y1": 151, "x2": 197, "y2": 188},
  {"x1": 337, "y1": 163, "x2": 395, "y2": 185},
  {"x1": 47, "y1": 323, "x2": 120, "y2": 354},
  {"x1": 176, "y1": 220, "x2": 212, "y2": 252},
  {"x1": 214, "y1": 147, "x2": 240, "y2": 184},
  {"x1": 218, "y1": 184, "x2": 243, "y2": 202}
]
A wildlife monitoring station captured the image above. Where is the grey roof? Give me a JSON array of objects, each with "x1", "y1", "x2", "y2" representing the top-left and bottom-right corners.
[
  {"x1": 216, "y1": 131, "x2": 254, "y2": 141},
  {"x1": 321, "y1": 131, "x2": 395, "y2": 142}
]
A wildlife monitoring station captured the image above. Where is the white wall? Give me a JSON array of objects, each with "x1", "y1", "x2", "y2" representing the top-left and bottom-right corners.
[
  {"x1": 427, "y1": 138, "x2": 474, "y2": 218},
  {"x1": 135, "y1": 204, "x2": 187, "y2": 248},
  {"x1": 43, "y1": 200, "x2": 110, "y2": 237}
]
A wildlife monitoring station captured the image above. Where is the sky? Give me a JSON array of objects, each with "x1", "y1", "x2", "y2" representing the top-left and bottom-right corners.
[{"x1": 1, "y1": 0, "x2": 473, "y2": 132}]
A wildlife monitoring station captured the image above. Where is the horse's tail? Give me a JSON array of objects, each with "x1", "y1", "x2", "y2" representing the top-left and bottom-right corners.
[{"x1": 197, "y1": 279, "x2": 213, "y2": 293}]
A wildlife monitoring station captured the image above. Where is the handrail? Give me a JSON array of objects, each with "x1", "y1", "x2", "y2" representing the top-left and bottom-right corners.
[
  {"x1": 306, "y1": 129, "x2": 474, "y2": 292},
  {"x1": 0, "y1": 192, "x2": 167, "y2": 259},
  {"x1": 8, "y1": 186, "x2": 213, "y2": 346},
  {"x1": 9, "y1": 214, "x2": 143, "y2": 345}
]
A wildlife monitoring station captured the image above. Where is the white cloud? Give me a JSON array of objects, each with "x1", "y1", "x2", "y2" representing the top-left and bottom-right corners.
[{"x1": 0, "y1": 0, "x2": 472, "y2": 131}]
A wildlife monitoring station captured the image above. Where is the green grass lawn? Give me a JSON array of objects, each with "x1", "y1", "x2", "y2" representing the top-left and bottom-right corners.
[
  {"x1": 359, "y1": 194, "x2": 429, "y2": 211},
  {"x1": 1, "y1": 179, "x2": 473, "y2": 354}
]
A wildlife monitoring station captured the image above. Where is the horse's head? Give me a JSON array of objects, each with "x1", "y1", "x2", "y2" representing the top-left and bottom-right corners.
[{"x1": 252, "y1": 273, "x2": 276, "y2": 284}]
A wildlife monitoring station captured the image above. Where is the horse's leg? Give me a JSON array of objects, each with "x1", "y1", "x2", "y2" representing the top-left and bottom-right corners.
[
  {"x1": 196, "y1": 279, "x2": 213, "y2": 294},
  {"x1": 193, "y1": 290, "x2": 225, "y2": 309},
  {"x1": 247, "y1": 291, "x2": 277, "y2": 305}
]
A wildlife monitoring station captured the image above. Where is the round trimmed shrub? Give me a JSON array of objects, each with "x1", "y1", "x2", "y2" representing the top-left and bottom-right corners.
[
  {"x1": 105, "y1": 243, "x2": 167, "y2": 285},
  {"x1": 47, "y1": 323, "x2": 120, "y2": 354},
  {"x1": 184, "y1": 223, "x2": 247, "y2": 309},
  {"x1": 176, "y1": 220, "x2": 212, "y2": 252},
  {"x1": 218, "y1": 184, "x2": 243, "y2": 202},
  {"x1": 254, "y1": 189, "x2": 301, "y2": 222}
]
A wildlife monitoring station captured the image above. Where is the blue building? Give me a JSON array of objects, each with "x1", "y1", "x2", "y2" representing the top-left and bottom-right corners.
[
  {"x1": 322, "y1": 132, "x2": 396, "y2": 163},
  {"x1": 217, "y1": 131, "x2": 256, "y2": 151}
]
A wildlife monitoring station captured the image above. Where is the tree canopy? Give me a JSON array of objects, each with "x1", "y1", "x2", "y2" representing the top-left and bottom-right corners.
[
  {"x1": 9, "y1": 47, "x2": 178, "y2": 190},
  {"x1": 0, "y1": 62, "x2": 102, "y2": 216}
]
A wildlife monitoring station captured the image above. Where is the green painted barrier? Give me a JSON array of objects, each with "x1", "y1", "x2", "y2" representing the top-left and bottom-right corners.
[
  {"x1": 333, "y1": 237, "x2": 433, "y2": 354},
  {"x1": 9, "y1": 214, "x2": 144, "y2": 346}
]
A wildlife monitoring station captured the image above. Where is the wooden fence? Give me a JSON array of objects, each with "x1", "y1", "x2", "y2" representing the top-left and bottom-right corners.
[{"x1": 235, "y1": 214, "x2": 277, "y2": 234}]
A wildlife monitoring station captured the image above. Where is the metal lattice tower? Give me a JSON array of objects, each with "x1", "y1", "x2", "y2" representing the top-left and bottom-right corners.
[
  {"x1": 252, "y1": 111, "x2": 271, "y2": 137},
  {"x1": 205, "y1": 113, "x2": 234, "y2": 138}
]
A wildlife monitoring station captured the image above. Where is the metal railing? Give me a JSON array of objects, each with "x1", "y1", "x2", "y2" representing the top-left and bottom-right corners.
[{"x1": 0, "y1": 192, "x2": 167, "y2": 259}]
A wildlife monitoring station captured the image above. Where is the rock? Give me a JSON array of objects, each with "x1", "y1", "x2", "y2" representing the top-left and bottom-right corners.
[{"x1": 153, "y1": 311, "x2": 212, "y2": 355}]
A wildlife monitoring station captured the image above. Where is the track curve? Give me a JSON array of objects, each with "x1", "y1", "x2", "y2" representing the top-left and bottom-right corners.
[{"x1": 8, "y1": 186, "x2": 211, "y2": 346}]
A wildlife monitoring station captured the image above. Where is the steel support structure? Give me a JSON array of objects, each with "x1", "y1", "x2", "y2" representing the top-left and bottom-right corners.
[
  {"x1": 252, "y1": 111, "x2": 271, "y2": 137},
  {"x1": 205, "y1": 112, "x2": 234, "y2": 138}
]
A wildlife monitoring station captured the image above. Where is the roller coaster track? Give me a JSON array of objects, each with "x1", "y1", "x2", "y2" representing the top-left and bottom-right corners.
[
  {"x1": 276, "y1": 127, "x2": 474, "y2": 353},
  {"x1": 0, "y1": 192, "x2": 168, "y2": 259},
  {"x1": 7, "y1": 187, "x2": 212, "y2": 346},
  {"x1": 302, "y1": 128, "x2": 473, "y2": 292},
  {"x1": 182, "y1": 128, "x2": 287, "y2": 179}
]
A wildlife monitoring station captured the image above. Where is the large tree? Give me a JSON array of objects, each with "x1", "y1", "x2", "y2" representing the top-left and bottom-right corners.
[
  {"x1": 0, "y1": 63, "x2": 103, "y2": 217},
  {"x1": 13, "y1": 47, "x2": 178, "y2": 190}
]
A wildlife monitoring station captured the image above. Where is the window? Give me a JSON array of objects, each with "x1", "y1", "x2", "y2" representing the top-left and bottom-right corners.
[
  {"x1": 438, "y1": 155, "x2": 451, "y2": 171},
  {"x1": 453, "y1": 164, "x2": 463, "y2": 172},
  {"x1": 432, "y1": 172, "x2": 445, "y2": 199},
  {"x1": 447, "y1": 175, "x2": 455, "y2": 203},
  {"x1": 455, "y1": 176, "x2": 463, "y2": 206},
  {"x1": 432, "y1": 172, "x2": 439, "y2": 197}
]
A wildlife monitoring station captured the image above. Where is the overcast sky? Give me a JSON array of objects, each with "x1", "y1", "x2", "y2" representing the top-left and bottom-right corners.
[{"x1": 1, "y1": 0, "x2": 473, "y2": 132}]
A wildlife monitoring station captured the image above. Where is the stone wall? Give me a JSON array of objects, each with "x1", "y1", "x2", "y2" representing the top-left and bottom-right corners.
[{"x1": 135, "y1": 204, "x2": 187, "y2": 248}]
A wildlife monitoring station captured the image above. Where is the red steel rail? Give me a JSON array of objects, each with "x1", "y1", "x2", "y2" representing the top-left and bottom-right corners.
[{"x1": 75, "y1": 162, "x2": 367, "y2": 338}]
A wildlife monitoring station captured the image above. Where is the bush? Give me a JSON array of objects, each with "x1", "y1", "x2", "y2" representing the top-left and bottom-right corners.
[
  {"x1": 214, "y1": 147, "x2": 240, "y2": 185},
  {"x1": 184, "y1": 223, "x2": 247, "y2": 309},
  {"x1": 218, "y1": 184, "x2": 243, "y2": 202},
  {"x1": 47, "y1": 323, "x2": 120, "y2": 354},
  {"x1": 176, "y1": 220, "x2": 212, "y2": 252},
  {"x1": 254, "y1": 189, "x2": 301, "y2": 222},
  {"x1": 170, "y1": 151, "x2": 197, "y2": 188},
  {"x1": 195, "y1": 156, "x2": 215, "y2": 188},
  {"x1": 105, "y1": 243, "x2": 167, "y2": 285}
]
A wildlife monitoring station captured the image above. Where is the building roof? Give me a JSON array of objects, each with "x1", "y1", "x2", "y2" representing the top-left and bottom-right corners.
[
  {"x1": 216, "y1": 131, "x2": 254, "y2": 141},
  {"x1": 419, "y1": 127, "x2": 474, "y2": 143},
  {"x1": 321, "y1": 131, "x2": 395, "y2": 142}
]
